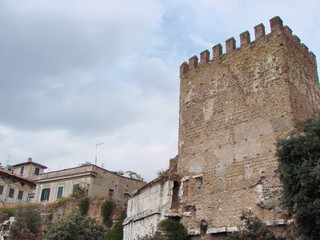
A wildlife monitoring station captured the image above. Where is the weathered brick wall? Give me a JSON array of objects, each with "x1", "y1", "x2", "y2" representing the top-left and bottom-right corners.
[{"x1": 177, "y1": 16, "x2": 320, "y2": 234}]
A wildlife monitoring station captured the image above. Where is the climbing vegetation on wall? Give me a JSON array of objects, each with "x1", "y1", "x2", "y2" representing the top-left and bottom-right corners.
[{"x1": 101, "y1": 199, "x2": 115, "y2": 227}]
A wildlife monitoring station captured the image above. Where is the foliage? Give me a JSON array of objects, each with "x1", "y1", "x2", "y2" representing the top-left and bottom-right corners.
[
  {"x1": 46, "y1": 211, "x2": 104, "y2": 240},
  {"x1": 0, "y1": 207, "x2": 16, "y2": 222},
  {"x1": 226, "y1": 211, "x2": 283, "y2": 240},
  {"x1": 71, "y1": 186, "x2": 86, "y2": 198},
  {"x1": 158, "y1": 219, "x2": 188, "y2": 240},
  {"x1": 156, "y1": 169, "x2": 167, "y2": 177},
  {"x1": 10, "y1": 204, "x2": 43, "y2": 240},
  {"x1": 125, "y1": 171, "x2": 144, "y2": 181},
  {"x1": 276, "y1": 117, "x2": 320, "y2": 239},
  {"x1": 116, "y1": 170, "x2": 125, "y2": 176},
  {"x1": 105, "y1": 210, "x2": 126, "y2": 240},
  {"x1": 101, "y1": 199, "x2": 115, "y2": 227},
  {"x1": 78, "y1": 197, "x2": 90, "y2": 216}
]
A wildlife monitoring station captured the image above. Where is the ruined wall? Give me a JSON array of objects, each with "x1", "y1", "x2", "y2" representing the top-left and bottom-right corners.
[
  {"x1": 124, "y1": 179, "x2": 174, "y2": 240},
  {"x1": 177, "y1": 16, "x2": 320, "y2": 235}
]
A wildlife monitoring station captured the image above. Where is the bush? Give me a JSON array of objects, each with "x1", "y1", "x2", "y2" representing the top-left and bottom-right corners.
[
  {"x1": 0, "y1": 207, "x2": 16, "y2": 222},
  {"x1": 105, "y1": 210, "x2": 126, "y2": 240},
  {"x1": 46, "y1": 211, "x2": 104, "y2": 240},
  {"x1": 158, "y1": 219, "x2": 187, "y2": 240},
  {"x1": 101, "y1": 199, "x2": 114, "y2": 227},
  {"x1": 71, "y1": 186, "x2": 86, "y2": 198},
  {"x1": 78, "y1": 197, "x2": 90, "y2": 216},
  {"x1": 10, "y1": 204, "x2": 43, "y2": 240},
  {"x1": 226, "y1": 211, "x2": 283, "y2": 240},
  {"x1": 276, "y1": 117, "x2": 320, "y2": 239}
]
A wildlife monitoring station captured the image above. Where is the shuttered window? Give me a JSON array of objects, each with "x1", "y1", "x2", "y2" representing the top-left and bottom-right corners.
[
  {"x1": 57, "y1": 186, "x2": 63, "y2": 199},
  {"x1": 40, "y1": 188, "x2": 50, "y2": 201}
]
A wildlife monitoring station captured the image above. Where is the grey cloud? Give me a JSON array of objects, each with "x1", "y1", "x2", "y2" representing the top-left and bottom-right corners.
[{"x1": 0, "y1": 0, "x2": 165, "y2": 134}]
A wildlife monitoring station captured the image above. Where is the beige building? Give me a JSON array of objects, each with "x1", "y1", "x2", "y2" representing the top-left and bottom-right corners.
[
  {"x1": 0, "y1": 168, "x2": 36, "y2": 205},
  {"x1": 124, "y1": 16, "x2": 320, "y2": 239},
  {"x1": 11, "y1": 158, "x2": 48, "y2": 180},
  {"x1": 34, "y1": 164, "x2": 145, "y2": 203}
]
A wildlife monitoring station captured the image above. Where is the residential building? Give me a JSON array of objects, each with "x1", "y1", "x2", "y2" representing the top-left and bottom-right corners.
[
  {"x1": 11, "y1": 157, "x2": 47, "y2": 181},
  {"x1": 0, "y1": 168, "x2": 35, "y2": 205},
  {"x1": 34, "y1": 164, "x2": 145, "y2": 203}
]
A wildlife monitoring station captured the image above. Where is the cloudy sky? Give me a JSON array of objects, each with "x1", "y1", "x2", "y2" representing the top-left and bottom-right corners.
[{"x1": 0, "y1": 0, "x2": 319, "y2": 181}]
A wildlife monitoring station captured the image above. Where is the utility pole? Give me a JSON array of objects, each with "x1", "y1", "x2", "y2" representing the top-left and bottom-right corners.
[{"x1": 95, "y1": 143, "x2": 104, "y2": 165}]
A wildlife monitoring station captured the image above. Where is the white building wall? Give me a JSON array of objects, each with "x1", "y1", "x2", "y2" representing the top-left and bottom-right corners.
[{"x1": 124, "y1": 180, "x2": 174, "y2": 240}]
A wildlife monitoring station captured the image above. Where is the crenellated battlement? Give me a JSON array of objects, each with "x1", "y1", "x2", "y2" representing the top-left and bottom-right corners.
[{"x1": 180, "y1": 16, "x2": 316, "y2": 76}]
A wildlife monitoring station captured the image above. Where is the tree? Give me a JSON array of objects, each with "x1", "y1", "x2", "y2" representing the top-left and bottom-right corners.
[
  {"x1": 125, "y1": 171, "x2": 144, "y2": 181},
  {"x1": 157, "y1": 219, "x2": 188, "y2": 240},
  {"x1": 276, "y1": 117, "x2": 320, "y2": 239},
  {"x1": 226, "y1": 211, "x2": 283, "y2": 240},
  {"x1": 10, "y1": 204, "x2": 43, "y2": 240},
  {"x1": 46, "y1": 212, "x2": 104, "y2": 240},
  {"x1": 156, "y1": 169, "x2": 167, "y2": 177},
  {"x1": 105, "y1": 210, "x2": 126, "y2": 240}
]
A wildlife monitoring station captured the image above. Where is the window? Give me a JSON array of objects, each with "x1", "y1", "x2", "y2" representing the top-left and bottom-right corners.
[
  {"x1": 108, "y1": 189, "x2": 114, "y2": 199},
  {"x1": 27, "y1": 194, "x2": 34, "y2": 203},
  {"x1": 57, "y1": 186, "x2": 63, "y2": 199},
  {"x1": 20, "y1": 166, "x2": 24, "y2": 175},
  {"x1": 73, "y1": 184, "x2": 80, "y2": 193},
  {"x1": 18, "y1": 190, "x2": 23, "y2": 200},
  {"x1": 34, "y1": 168, "x2": 40, "y2": 175},
  {"x1": 8, "y1": 188, "x2": 14, "y2": 198},
  {"x1": 40, "y1": 188, "x2": 50, "y2": 201},
  {"x1": 0, "y1": 185, "x2": 3, "y2": 195}
]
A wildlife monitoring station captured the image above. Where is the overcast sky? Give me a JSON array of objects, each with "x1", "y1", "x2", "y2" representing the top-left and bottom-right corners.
[{"x1": 0, "y1": 0, "x2": 319, "y2": 181}]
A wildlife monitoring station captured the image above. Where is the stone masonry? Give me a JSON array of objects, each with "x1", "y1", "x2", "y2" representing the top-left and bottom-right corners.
[{"x1": 177, "y1": 16, "x2": 320, "y2": 236}]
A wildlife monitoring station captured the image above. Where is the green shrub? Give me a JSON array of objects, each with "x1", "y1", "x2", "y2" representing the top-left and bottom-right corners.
[
  {"x1": 78, "y1": 197, "x2": 90, "y2": 216},
  {"x1": 105, "y1": 210, "x2": 126, "y2": 240},
  {"x1": 10, "y1": 204, "x2": 43, "y2": 239},
  {"x1": 101, "y1": 199, "x2": 114, "y2": 227},
  {"x1": 276, "y1": 117, "x2": 320, "y2": 239},
  {"x1": 46, "y1": 212, "x2": 104, "y2": 240},
  {"x1": 226, "y1": 211, "x2": 283, "y2": 240},
  {"x1": 158, "y1": 219, "x2": 187, "y2": 240},
  {"x1": 71, "y1": 186, "x2": 86, "y2": 198},
  {"x1": 0, "y1": 207, "x2": 16, "y2": 222}
]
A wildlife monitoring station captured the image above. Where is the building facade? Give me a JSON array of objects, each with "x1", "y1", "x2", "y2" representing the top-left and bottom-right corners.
[
  {"x1": 34, "y1": 164, "x2": 145, "y2": 203},
  {"x1": 124, "y1": 16, "x2": 320, "y2": 239},
  {"x1": 0, "y1": 169, "x2": 36, "y2": 205},
  {"x1": 11, "y1": 157, "x2": 47, "y2": 181}
]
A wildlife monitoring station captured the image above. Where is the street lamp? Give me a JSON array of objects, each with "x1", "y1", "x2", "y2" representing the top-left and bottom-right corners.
[{"x1": 95, "y1": 143, "x2": 104, "y2": 165}]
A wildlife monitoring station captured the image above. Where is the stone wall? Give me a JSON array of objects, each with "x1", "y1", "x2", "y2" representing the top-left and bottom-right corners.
[
  {"x1": 44, "y1": 197, "x2": 126, "y2": 225},
  {"x1": 124, "y1": 179, "x2": 174, "y2": 240},
  {"x1": 177, "y1": 16, "x2": 320, "y2": 236}
]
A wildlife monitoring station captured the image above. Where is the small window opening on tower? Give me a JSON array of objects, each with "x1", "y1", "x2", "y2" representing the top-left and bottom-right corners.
[{"x1": 171, "y1": 181, "x2": 180, "y2": 209}]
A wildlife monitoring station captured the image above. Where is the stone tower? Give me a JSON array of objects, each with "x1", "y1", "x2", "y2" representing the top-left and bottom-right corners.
[
  {"x1": 177, "y1": 16, "x2": 320, "y2": 234},
  {"x1": 123, "y1": 17, "x2": 320, "y2": 240}
]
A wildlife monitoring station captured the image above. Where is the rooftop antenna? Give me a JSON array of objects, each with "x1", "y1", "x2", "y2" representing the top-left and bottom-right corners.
[
  {"x1": 95, "y1": 143, "x2": 104, "y2": 165},
  {"x1": 6, "y1": 155, "x2": 10, "y2": 166}
]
